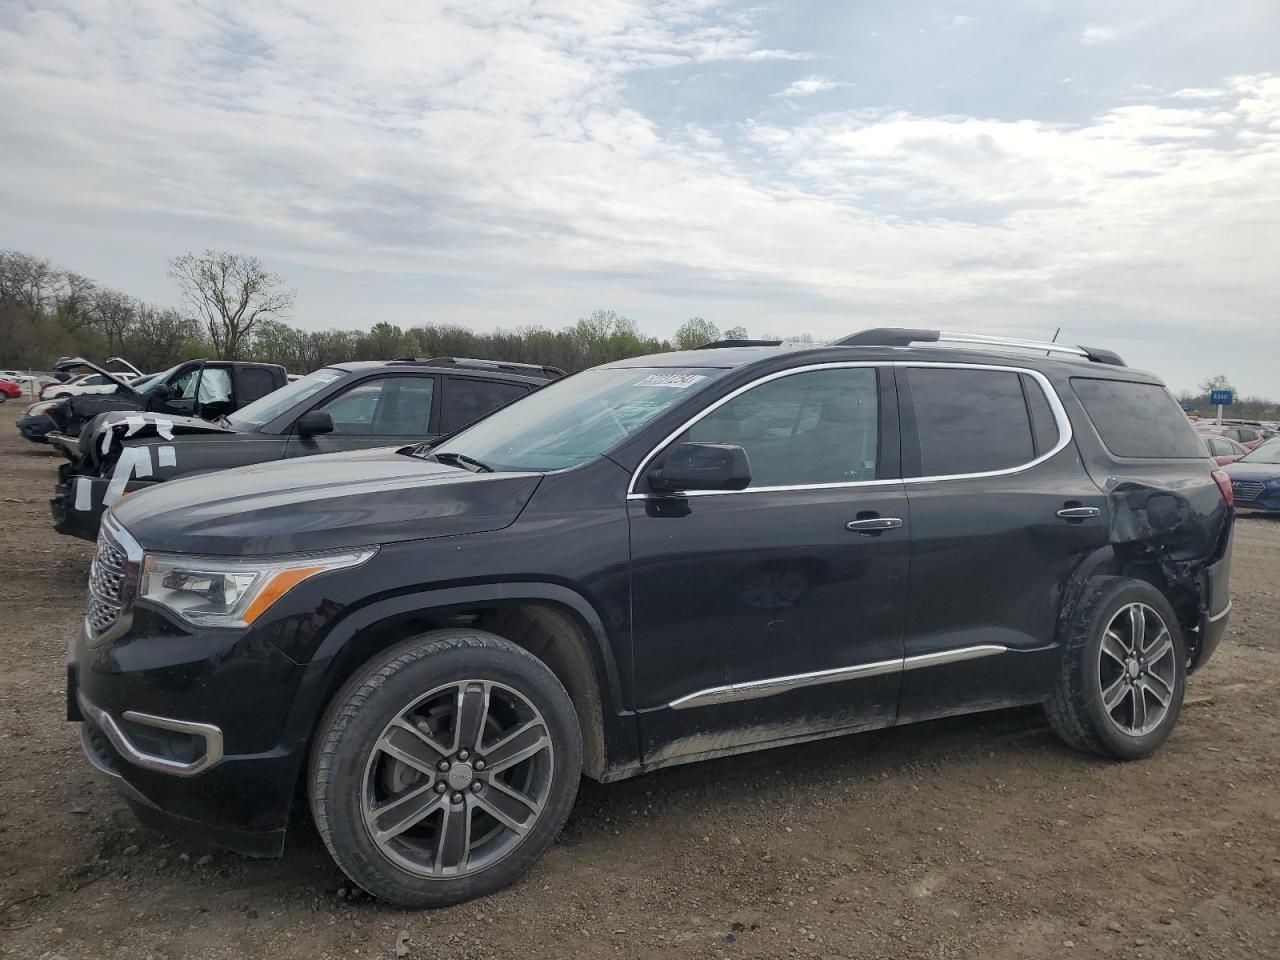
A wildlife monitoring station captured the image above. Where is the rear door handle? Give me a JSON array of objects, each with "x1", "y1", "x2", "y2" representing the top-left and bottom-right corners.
[
  {"x1": 1056, "y1": 507, "x2": 1101, "y2": 519},
  {"x1": 846, "y1": 517, "x2": 904, "y2": 531}
]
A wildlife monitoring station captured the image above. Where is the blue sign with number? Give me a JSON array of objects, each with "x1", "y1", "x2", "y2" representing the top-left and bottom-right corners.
[{"x1": 1210, "y1": 389, "x2": 1233, "y2": 405}]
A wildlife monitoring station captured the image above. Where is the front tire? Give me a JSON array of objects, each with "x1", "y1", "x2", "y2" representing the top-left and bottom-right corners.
[
  {"x1": 1046, "y1": 577, "x2": 1187, "y2": 760},
  {"x1": 309, "y1": 629, "x2": 583, "y2": 907}
]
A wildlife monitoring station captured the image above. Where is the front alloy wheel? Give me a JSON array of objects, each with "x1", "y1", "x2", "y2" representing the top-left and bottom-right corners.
[
  {"x1": 310, "y1": 629, "x2": 582, "y2": 907},
  {"x1": 363, "y1": 680, "x2": 554, "y2": 879}
]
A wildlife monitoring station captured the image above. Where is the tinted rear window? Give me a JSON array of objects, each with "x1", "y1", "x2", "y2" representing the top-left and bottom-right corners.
[{"x1": 1071, "y1": 378, "x2": 1204, "y2": 458}]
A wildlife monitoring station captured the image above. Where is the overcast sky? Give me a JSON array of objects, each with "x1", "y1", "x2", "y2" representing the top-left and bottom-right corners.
[{"x1": 2, "y1": 0, "x2": 1278, "y2": 395}]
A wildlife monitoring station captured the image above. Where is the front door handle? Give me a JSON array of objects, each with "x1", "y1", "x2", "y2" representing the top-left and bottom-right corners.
[
  {"x1": 1056, "y1": 506, "x2": 1101, "y2": 520},
  {"x1": 846, "y1": 517, "x2": 904, "y2": 532}
]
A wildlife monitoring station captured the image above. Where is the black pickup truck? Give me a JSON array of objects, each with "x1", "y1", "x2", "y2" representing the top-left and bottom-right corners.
[
  {"x1": 44, "y1": 357, "x2": 289, "y2": 460},
  {"x1": 51, "y1": 357, "x2": 560, "y2": 540}
]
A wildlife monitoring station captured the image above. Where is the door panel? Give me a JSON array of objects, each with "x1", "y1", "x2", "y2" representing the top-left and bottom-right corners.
[
  {"x1": 628, "y1": 365, "x2": 909, "y2": 765},
  {"x1": 896, "y1": 366, "x2": 1110, "y2": 722}
]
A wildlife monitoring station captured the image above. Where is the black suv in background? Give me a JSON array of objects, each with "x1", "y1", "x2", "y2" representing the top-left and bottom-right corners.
[
  {"x1": 50, "y1": 357, "x2": 561, "y2": 540},
  {"x1": 68, "y1": 330, "x2": 1233, "y2": 908},
  {"x1": 43, "y1": 357, "x2": 289, "y2": 459}
]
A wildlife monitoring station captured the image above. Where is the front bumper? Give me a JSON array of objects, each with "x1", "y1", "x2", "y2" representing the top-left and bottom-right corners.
[
  {"x1": 52, "y1": 474, "x2": 110, "y2": 541},
  {"x1": 69, "y1": 614, "x2": 309, "y2": 858}
]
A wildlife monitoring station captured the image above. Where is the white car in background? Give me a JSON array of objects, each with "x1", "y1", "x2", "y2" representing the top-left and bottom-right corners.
[{"x1": 40, "y1": 372, "x2": 141, "y2": 400}]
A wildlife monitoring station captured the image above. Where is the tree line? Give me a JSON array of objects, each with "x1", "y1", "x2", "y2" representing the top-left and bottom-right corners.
[
  {"x1": 3, "y1": 249, "x2": 1271, "y2": 417},
  {"x1": 0, "y1": 249, "x2": 765, "y2": 376}
]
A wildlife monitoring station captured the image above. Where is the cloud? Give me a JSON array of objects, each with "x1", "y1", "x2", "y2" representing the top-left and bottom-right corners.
[
  {"x1": 772, "y1": 74, "x2": 852, "y2": 98},
  {"x1": 0, "y1": 1, "x2": 1276, "y2": 393},
  {"x1": 1081, "y1": 24, "x2": 1119, "y2": 45}
]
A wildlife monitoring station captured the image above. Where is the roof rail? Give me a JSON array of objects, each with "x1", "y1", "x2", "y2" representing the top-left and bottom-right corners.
[
  {"x1": 694, "y1": 339, "x2": 784, "y2": 350},
  {"x1": 390, "y1": 357, "x2": 566, "y2": 379},
  {"x1": 835, "y1": 328, "x2": 1126, "y2": 366}
]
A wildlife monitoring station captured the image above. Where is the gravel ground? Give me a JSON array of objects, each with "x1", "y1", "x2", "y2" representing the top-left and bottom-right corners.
[{"x1": 1, "y1": 425, "x2": 1278, "y2": 960}]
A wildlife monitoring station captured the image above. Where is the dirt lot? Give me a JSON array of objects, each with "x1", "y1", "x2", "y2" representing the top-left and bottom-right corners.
[{"x1": 0, "y1": 426, "x2": 1277, "y2": 960}]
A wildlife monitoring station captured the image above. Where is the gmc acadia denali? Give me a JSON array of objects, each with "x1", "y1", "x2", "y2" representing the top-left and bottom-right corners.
[{"x1": 68, "y1": 329, "x2": 1233, "y2": 907}]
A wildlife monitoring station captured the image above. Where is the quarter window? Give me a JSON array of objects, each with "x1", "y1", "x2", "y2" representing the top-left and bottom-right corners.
[
  {"x1": 318, "y1": 376, "x2": 435, "y2": 435},
  {"x1": 678, "y1": 367, "x2": 879, "y2": 487},
  {"x1": 1071, "y1": 379, "x2": 1204, "y2": 459},
  {"x1": 908, "y1": 368, "x2": 1037, "y2": 476}
]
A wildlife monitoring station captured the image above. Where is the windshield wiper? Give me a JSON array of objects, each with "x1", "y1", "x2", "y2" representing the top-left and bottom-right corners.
[{"x1": 431, "y1": 451, "x2": 494, "y2": 473}]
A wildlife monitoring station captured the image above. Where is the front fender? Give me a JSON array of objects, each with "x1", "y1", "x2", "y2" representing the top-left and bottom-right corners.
[{"x1": 275, "y1": 582, "x2": 641, "y2": 781}]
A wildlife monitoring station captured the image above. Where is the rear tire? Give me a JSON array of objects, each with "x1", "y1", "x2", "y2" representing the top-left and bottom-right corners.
[
  {"x1": 1045, "y1": 577, "x2": 1186, "y2": 760},
  {"x1": 309, "y1": 629, "x2": 583, "y2": 908}
]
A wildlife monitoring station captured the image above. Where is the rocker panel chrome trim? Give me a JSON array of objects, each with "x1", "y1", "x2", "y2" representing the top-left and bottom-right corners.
[{"x1": 667, "y1": 644, "x2": 1010, "y2": 710}]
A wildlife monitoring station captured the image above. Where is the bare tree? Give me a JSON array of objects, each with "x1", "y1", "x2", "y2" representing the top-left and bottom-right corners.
[{"x1": 168, "y1": 250, "x2": 294, "y2": 359}]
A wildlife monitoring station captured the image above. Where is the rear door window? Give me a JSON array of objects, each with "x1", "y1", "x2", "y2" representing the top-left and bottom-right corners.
[
  {"x1": 1070, "y1": 379, "x2": 1204, "y2": 458},
  {"x1": 441, "y1": 378, "x2": 529, "y2": 433},
  {"x1": 239, "y1": 367, "x2": 278, "y2": 403},
  {"x1": 907, "y1": 368, "x2": 1037, "y2": 476}
]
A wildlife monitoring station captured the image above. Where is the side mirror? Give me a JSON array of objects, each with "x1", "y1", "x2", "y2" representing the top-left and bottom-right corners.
[
  {"x1": 649, "y1": 442, "x2": 751, "y2": 493},
  {"x1": 296, "y1": 410, "x2": 335, "y2": 437},
  {"x1": 152, "y1": 383, "x2": 172, "y2": 400}
]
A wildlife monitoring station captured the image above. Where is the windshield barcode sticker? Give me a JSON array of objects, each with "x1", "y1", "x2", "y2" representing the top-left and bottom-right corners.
[{"x1": 633, "y1": 373, "x2": 708, "y2": 389}]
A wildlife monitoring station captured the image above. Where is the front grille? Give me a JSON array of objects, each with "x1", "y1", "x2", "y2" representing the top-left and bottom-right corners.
[
  {"x1": 86, "y1": 528, "x2": 132, "y2": 635},
  {"x1": 1233, "y1": 480, "x2": 1265, "y2": 503}
]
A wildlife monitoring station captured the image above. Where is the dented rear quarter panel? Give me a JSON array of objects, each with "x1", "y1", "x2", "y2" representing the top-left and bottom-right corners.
[{"x1": 1049, "y1": 366, "x2": 1233, "y2": 665}]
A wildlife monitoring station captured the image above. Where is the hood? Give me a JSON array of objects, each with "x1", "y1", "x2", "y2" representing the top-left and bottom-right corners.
[
  {"x1": 80, "y1": 410, "x2": 238, "y2": 470},
  {"x1": 1223, "y1": 461, "x2": 1280, "y2": 481},
  {"x1": 54, "y1": 356, "x2": 140, "y2": 392},
  {"x1": 111, "y1": 447, "x2": 544, "y2": 555},
  {"x1": 63, "y1": 391, "x2": 147, "y2": 423}
]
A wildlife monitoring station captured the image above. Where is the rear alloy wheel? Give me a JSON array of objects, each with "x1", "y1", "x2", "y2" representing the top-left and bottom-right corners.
[
  {"x1": 310, "y1": 630, "x2": 582, "y2": 907},
  {"x1": 1096, "y1": 602, "x2": 1178, "y2": 737},
  {"x1": 1045, "y1": 577, "x2": 1187, "y2": 760}
]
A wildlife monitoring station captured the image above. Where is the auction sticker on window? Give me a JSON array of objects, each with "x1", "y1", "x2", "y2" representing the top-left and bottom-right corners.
[{"x1": 633, "y1": 373, "x2": 708, "y2": 389}]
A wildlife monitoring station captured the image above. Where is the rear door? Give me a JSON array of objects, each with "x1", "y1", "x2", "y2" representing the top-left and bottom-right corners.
[
  {"x1": 285, "y1": 373, "x2": 439, "y2": 457},
  {"x1": 896, "y1": 364, "x2": 1110, "y2": 723}
]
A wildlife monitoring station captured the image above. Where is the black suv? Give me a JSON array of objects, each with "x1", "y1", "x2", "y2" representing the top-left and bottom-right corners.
[
  {"x1": 68, "y1": 330, "x2": 1233, "y2": 907},
  {"x1": 50, "y1": 357, "x2": 561, "y2": 541}
]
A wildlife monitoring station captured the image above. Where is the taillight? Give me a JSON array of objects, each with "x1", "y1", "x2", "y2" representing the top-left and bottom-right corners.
[{"x1": 1211, "y1": 469, "x2": 1233, "y2": 508}]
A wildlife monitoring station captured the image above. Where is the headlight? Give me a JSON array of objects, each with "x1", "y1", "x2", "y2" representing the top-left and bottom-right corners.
[{"x1": 139, "y1": 548, "x2": 376, "y2": 627}]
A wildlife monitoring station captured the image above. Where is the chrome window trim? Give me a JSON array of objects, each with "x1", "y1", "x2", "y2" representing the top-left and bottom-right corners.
[
  {"x1": 668, "y1": 644, "x2": 1011, "y2": 710},
  {"x1": 626, "y1": 361, "x2": 1073, "y2": 500}
]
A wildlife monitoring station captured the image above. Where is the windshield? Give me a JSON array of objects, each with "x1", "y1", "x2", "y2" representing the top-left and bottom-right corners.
[
  {"x1": 132, "y1": 364, "x2": 182, "y2": 394},
  {"x1": 1239, "y1": 437, "x2": 1280, "y2": 464},
  {"x1": 227, "y1": 367, "x2": 344, "y2": 428},
  {"x1": 431, "y1": 367, "x2": 723, "y2": 471}
]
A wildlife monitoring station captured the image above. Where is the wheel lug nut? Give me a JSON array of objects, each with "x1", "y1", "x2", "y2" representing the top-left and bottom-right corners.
[
  {"x1": 458, "y1": 750, "x2": 470, "y2": 761},
  {"x1": 438, "y1": 760, "x2": 450, "y2": 772},
  {"x1": 435, "y1": 782, "x2": 447, "y2": 794},
  {"x1": 451, "y1": 792, "x2": 464, "y2": 804},
  {"x1": 473, "y1": 760, "x2": 485, "y2": 771},
  {"x1": 471, "y1": 781, "x2": 483, "y2": 793}
]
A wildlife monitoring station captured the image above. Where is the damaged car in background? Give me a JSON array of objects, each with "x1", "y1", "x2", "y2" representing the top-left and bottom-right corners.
[
  {"x1": 42, "y1": 356, "x2": 289, "y2": 459},
  {"x1": 68, "y1": 329, "x2": 1232, "y2": 908},
  {"x1": 51, "y1": 357, "x2": 562, "y2": 540}
]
